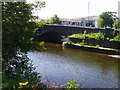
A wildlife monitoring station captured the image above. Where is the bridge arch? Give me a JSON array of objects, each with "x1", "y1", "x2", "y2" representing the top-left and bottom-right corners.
[{"x1": 36, "y1": 31, "x2": 63, "y2": 43}]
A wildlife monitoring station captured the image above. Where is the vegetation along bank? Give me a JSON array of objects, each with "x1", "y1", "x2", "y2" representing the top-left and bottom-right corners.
[{"x1": 63, "y1": 32, "x2": 120, "y2": 55}]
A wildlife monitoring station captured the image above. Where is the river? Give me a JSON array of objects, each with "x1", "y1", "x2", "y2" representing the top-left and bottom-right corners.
[{"x1": 27, "y1": 43, "x2": 119, "y2": 88}]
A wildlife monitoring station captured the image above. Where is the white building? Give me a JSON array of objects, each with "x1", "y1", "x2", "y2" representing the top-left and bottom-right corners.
[
  {"x1": 61, "y1": 16, "x2": 98, "y2": 27},
  {"x1": 118, "y1": 1, "x2": 120, "y2": 18},
  {"x1": 61, "y1": 19, "x2": 81, "y2": 26}
]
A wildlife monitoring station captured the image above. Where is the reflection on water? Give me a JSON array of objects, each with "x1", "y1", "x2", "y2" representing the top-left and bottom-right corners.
[{"x1": 27, "y1": 43, "x2": 119, "y2": 88}]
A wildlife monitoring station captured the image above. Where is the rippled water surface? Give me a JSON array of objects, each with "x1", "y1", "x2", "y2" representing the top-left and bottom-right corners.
[{"x1": 27, "y1": 43, "x2": 119, "y2": 88}]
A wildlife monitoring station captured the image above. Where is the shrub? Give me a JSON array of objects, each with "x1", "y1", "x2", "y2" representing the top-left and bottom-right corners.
[
  {"x1": 69, "y1": 32, "x2": 104, "y2": 40},
  {"x1": 113, "y1": 20, "x2": 120, "y2": 29},
  {"x1": 35, "y1": 20, "x2": 49, "y2": 27},
  {"x1": 69, "y1": 33, "x2": 85, "y2": 39},
  {"x1": 86, "y1": 32, "x2": 104, "y2": 40},
  {"x1": 66, "y1": 79, "x2": 80, "y2": 88},
  {"x1": 110, "y1": 34, "x2": 120, "y2": 42}
]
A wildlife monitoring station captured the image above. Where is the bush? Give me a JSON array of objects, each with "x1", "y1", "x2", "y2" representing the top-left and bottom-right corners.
[
  {"x1": 113, "y1": 20, "x2": 120, "y2": 29},
  {"x1": 66, "y1": 79, "x2": 80, "y2": 88},
  {"x1": 86, "y1": 32, "x2": 104, "y2": 40},
  {"x1": 69, "y1": 33, "x2": 86, "y2": 39},
  {"x1": 35, "y1": 20, "x2": 49, "y2": 27},
  {"x1": 69, "y1": 32, "x2": 105, "y2": 40},
  {"x1": 110, "y1": 34, "x2": 120, "y2": 42}
]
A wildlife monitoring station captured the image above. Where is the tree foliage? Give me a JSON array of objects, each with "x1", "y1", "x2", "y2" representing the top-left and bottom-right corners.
[
  {"x1": 113, "y1": 20, "x2": 120, "y2": 30},
  {"x1": 2, "y1": 2, "x2": 45, "y2": 88},
  {"x1": 98, "y1": 11, "x2": 117, "y2": 28},
  {"x1": 97, "y1": 18, "x2": 104, "y2": 28},
  {"x1": 34, "y1": 1, "x2": 45, "y2": 21},
  {"x1": 110, "y1": 34, "x2": 120, "y2": 42},
  {"x1": 49, "y1": 14, "x2": 61, "y2": 24}
]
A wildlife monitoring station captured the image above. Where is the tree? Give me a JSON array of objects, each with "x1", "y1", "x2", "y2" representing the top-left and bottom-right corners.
[
  {"x1": 97, "y1": 18, "x2": 104, "y2": 28},
  {"x1": 34, "y1": 1, "x2": 45, "y2": 21},
  {"x1": 97, "y1": 11, "x2": 117, "y2": 28},
  {"x1": 49, "y1": 14, "x2": 61, "y2": 24},
  {"x1": 2, "y1": 2, "x2": 45, "y2": 88},
  {"x1": 113, "y1": 20, "x2": 120, "y2": 30},
  {"x1": 86, "y1": 22, "x2": 94, "y2": 27}
]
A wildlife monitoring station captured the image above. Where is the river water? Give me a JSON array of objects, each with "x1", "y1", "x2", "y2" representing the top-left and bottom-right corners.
[{"x1": 27, "y1": 43, "x2": 119, "y2": 88}]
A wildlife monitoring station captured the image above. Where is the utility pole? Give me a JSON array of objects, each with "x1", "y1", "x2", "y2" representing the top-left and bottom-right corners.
[
  {"x1": 118, "y1": 1, "x2": 120, "y2": 18},
  {"x1": 87, "y1": 0, "x2": 90, "y2": 25},
  {"x1": 87, "y1": 0, "x2": 90, "y2": 26}
]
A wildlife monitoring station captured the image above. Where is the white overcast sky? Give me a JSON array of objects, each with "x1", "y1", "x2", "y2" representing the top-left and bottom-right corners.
[{"x1": 27, "y1": 0, "x2": 120, "y2": 19}]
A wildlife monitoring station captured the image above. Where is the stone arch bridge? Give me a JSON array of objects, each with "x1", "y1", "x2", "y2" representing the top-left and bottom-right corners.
[
  {"x1": 37, "y1": 24, "x2": 117, "y2": 36},
  {"x1": 36, "y1": 24, "x2": 118, "y2": 43}
]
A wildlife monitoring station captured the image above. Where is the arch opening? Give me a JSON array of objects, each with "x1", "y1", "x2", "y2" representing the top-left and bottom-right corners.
[{"x1": 36, "y1": 31, "x2": 64, "y2": 44}]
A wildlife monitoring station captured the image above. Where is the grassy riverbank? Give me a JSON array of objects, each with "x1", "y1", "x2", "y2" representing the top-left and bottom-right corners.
[
  {"x1": 63, "y1": 32, "x2": 120, "y2": 55},
  {"x1": 63, "y1": 42, "x2": 120, "y2": 55},
  {"x1": 64, "y1": 41, "x2": 120, "y2": 52}
]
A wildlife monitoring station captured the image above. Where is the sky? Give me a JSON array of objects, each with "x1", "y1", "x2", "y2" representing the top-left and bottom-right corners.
[{"x1": 27, "y1": 0, "x2": 120, "y2": 19}]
